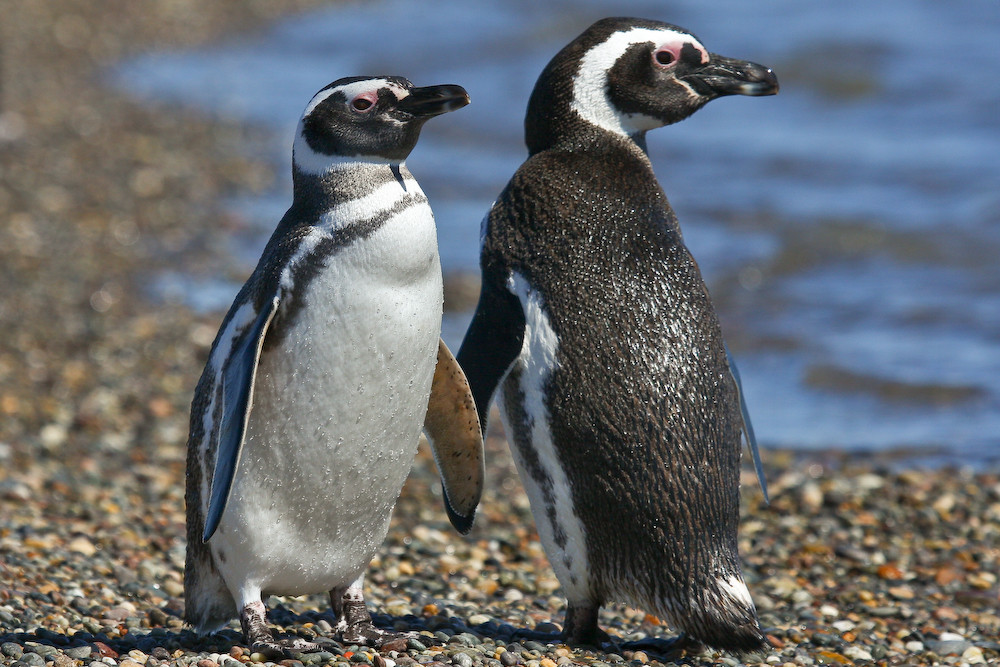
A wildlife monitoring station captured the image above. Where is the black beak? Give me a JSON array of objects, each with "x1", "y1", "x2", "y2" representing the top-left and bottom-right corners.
[
  {"x1": 685, "y1": 55, "x2": 779, "y2": 97},
  {"x1": 397, "y1": 84, "x2": 470, "y2": 117}
]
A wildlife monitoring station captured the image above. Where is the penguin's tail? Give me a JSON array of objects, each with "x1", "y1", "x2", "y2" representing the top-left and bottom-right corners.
[
  {"x1": 183, "y1": 517, "x2": 237, "y2": 633},
  {"x1": 683, "y1": 572, "x2": 769, "y2": 656},
  {"x1": 647, "y1": 570, "x2": 768, "y2": 657}
]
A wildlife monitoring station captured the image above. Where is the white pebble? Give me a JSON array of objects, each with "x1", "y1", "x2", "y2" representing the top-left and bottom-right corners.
[
  {"x1": 818, "y1": 604, "x2": 839, "y2": 617},
  {"x1": 503, "y1": 588, "x2": 524, "y2": 602},
  {"x1": 962, "y1": 646, "x2": 986, "y2": 664},
  {"x1": 842, "y1": 646, "x2": 872, "y2": 661}
]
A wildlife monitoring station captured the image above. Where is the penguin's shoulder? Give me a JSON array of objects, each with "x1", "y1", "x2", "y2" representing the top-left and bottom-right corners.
[{"x1": 501, "y1": 142, "x2": 661, "y2": 219}]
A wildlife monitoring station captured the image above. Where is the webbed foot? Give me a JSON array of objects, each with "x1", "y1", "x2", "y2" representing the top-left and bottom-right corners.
[{"x1": 241, "y1": 601, "x2": 323, "y2": 658}]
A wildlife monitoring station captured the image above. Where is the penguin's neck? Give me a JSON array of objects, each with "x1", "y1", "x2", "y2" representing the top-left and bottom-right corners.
[
  {"x1": 291, "y1": 160, "x2": 417, "y2": 229},
  {"x1": 529, "y1": 109, "x2": 654, "y2": 170}
]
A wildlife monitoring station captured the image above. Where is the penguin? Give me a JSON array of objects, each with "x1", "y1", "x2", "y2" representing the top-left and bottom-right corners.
[
  {"x1": 456, "y1": 17, "x2": 778, "y2": 656},
  {"x1": 184, "y1": 76, "x2": 483, "y2": 657}
]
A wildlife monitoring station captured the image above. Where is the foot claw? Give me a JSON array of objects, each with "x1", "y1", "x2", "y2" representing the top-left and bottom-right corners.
[
  {"x1": 250, "y1": 637, "x2": 321, "y2": 659},
  {"x1": 342, "y1": 624, "x2": 408, "y2": 648}
]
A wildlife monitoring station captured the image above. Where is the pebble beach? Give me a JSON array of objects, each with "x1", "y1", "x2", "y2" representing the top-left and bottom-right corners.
[{"x1": 1, "y1": 3, "x2": 998, "y2": 667}]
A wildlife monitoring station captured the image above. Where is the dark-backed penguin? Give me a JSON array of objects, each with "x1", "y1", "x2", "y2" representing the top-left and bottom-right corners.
[
  {"x1": 456, "y1": 17, "x2": 777, "y2": 656},
  {"x1": 184, "y1": 76, "x2": 483, "y2": 657}
]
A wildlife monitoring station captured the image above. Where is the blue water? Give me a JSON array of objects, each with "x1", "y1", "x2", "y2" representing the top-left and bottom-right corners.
[{"x1": 113, "y1": 0, "x2": 1000, "y2": 464}]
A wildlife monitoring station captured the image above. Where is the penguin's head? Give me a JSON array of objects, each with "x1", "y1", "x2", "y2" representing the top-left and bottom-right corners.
[
  {"x1": 526, "y1": 17, "x2": 778, "y2": 154},
  {"x1": 293, "y1": 76, "x2": 469, "y2": 174}
]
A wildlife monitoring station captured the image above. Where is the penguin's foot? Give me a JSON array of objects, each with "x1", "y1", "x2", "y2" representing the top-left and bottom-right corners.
[
  {"x1": 562, "y1": 603, "x2": 615, "y2": 648},
  {"x1": 335, "y1": 599, "x2": 409, "y2": 650},
  {"x1": 240, "y1": 601, "x2": 322, "y2": 658},
  {"x1": 250, "y1": 636, "x2": 323, "y2": 659}
]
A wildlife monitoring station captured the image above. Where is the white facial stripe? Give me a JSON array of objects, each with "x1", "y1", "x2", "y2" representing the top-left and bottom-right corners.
[
  {"x1": 301, "y1": 78, "x2": 406, "y2": 119},
  {"x1": 570, "y1": 27, "x2": 706, "y2": 137},
  {"x1": 294, "y1": 79, "x2": 413, "y2": 173}
]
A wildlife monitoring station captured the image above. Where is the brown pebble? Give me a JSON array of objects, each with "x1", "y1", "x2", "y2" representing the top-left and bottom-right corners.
[
  {"x1": 381, "y1": 638, "x2": 410, "y2": 654},
  {"x1": 888, "y1": 585, "x2": 915, "y2": 600},
  {"x1": 877, "y1": 563, "x2": 904, "y2": 580},
  {"x1": 934, "y1": 606, "x2": 960, "y2": 622},
  {"x1": 94, "y1": 642, "x2": 119, "y2": 659},
  {"x1": 198, "y1": 660, "x2": 219, "y2": 667},
  {"x1": 935, "y1": 566, "x2": 962, "y2": 586}
]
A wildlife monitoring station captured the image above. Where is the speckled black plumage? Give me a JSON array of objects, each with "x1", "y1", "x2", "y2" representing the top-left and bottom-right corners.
[{"x1": 458, "y1": 16, "x2": 778, "y2": 655}]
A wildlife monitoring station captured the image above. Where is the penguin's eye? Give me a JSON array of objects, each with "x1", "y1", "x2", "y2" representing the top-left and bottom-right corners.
[
  {"x1": 653, "y1": 46, "x2": 681, "y2": 68},
  {"x1": 350, "y1": 95, "x2": 376, "y2": 112}
]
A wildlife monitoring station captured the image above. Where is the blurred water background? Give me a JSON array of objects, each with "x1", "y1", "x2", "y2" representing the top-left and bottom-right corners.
[{"x1": 111, "y1": 0, "x2": 1000, "y2": 465}]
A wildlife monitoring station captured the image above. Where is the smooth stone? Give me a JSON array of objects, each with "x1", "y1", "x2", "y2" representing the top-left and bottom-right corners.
[
  {"x1": 20, "y1": 654, "x2": 46, "y2": 667},
  {"x1": 2, "y1": 643, "x2": 24, "y2": 659},
  {"x1": 65, "y1": 646, "x2": 94, "y2": 660},
  {"x1": 925, "y1": 639, "x2": 971, "y2": 655}
]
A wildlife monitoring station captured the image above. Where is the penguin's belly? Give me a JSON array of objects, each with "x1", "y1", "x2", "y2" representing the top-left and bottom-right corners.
[
  {"x1": 499, "y1": 267, "x2": 743, "y2": 610},
  {"x1": 213, "y1": 209, "x2": 442, "y2": 598}
]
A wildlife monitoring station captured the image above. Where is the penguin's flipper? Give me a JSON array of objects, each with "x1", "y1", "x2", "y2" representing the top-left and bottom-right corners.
[
  {"x1": 203, "y1": 296, "x2": 279, "y2": 542},
  {"x1": 725, "y1": 345, "x2": 769, "y2": 504},
  {"x1": 456, "y1": 276, "x2": 526, "y2": 436},
  {"x1": 424, "y1": 338, "x2": 484, "y2": 534}
]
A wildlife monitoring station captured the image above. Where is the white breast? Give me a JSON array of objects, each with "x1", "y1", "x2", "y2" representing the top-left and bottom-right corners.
[{"x1": 210, "y1": 170, "x2": 443, "y2": 600}]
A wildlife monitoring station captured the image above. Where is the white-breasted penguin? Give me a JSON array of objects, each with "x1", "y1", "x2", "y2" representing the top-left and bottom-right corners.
[
  {"x1": 184, "y1": 76, "x2": 483, "y2": 657},
  {"x1": 456, "y1": 18, "x2": 778, "y2": 656}
]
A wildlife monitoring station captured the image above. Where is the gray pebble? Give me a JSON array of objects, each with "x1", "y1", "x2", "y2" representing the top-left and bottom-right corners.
[
  {"x1": 2, "y1": 643, "x2": 24, "y2": 659},
  {"x1": 925, "y1": 639, "x2": 971, "y2": 655},
  {"x1": 20, "y1": 653, "x2": 46, "y2": 667},
  {"x1": 499, "y1": 651, "x2": 519, "y2": 666},
  {"x1": 811, "y1": 632, "x2": 843, "y2": 647},
  {"x1": 64, "y1": 646, "x2": 93, "y2": 660},
  {"x1": 25, "y1": 643, "x2": 58, "y2": 657},
  {"x1": 452, "y1": 652, "x2": 474, "y2": 667},
  {"x1": 407, "y1": 638, "x2": 428, "y2": 652}
]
